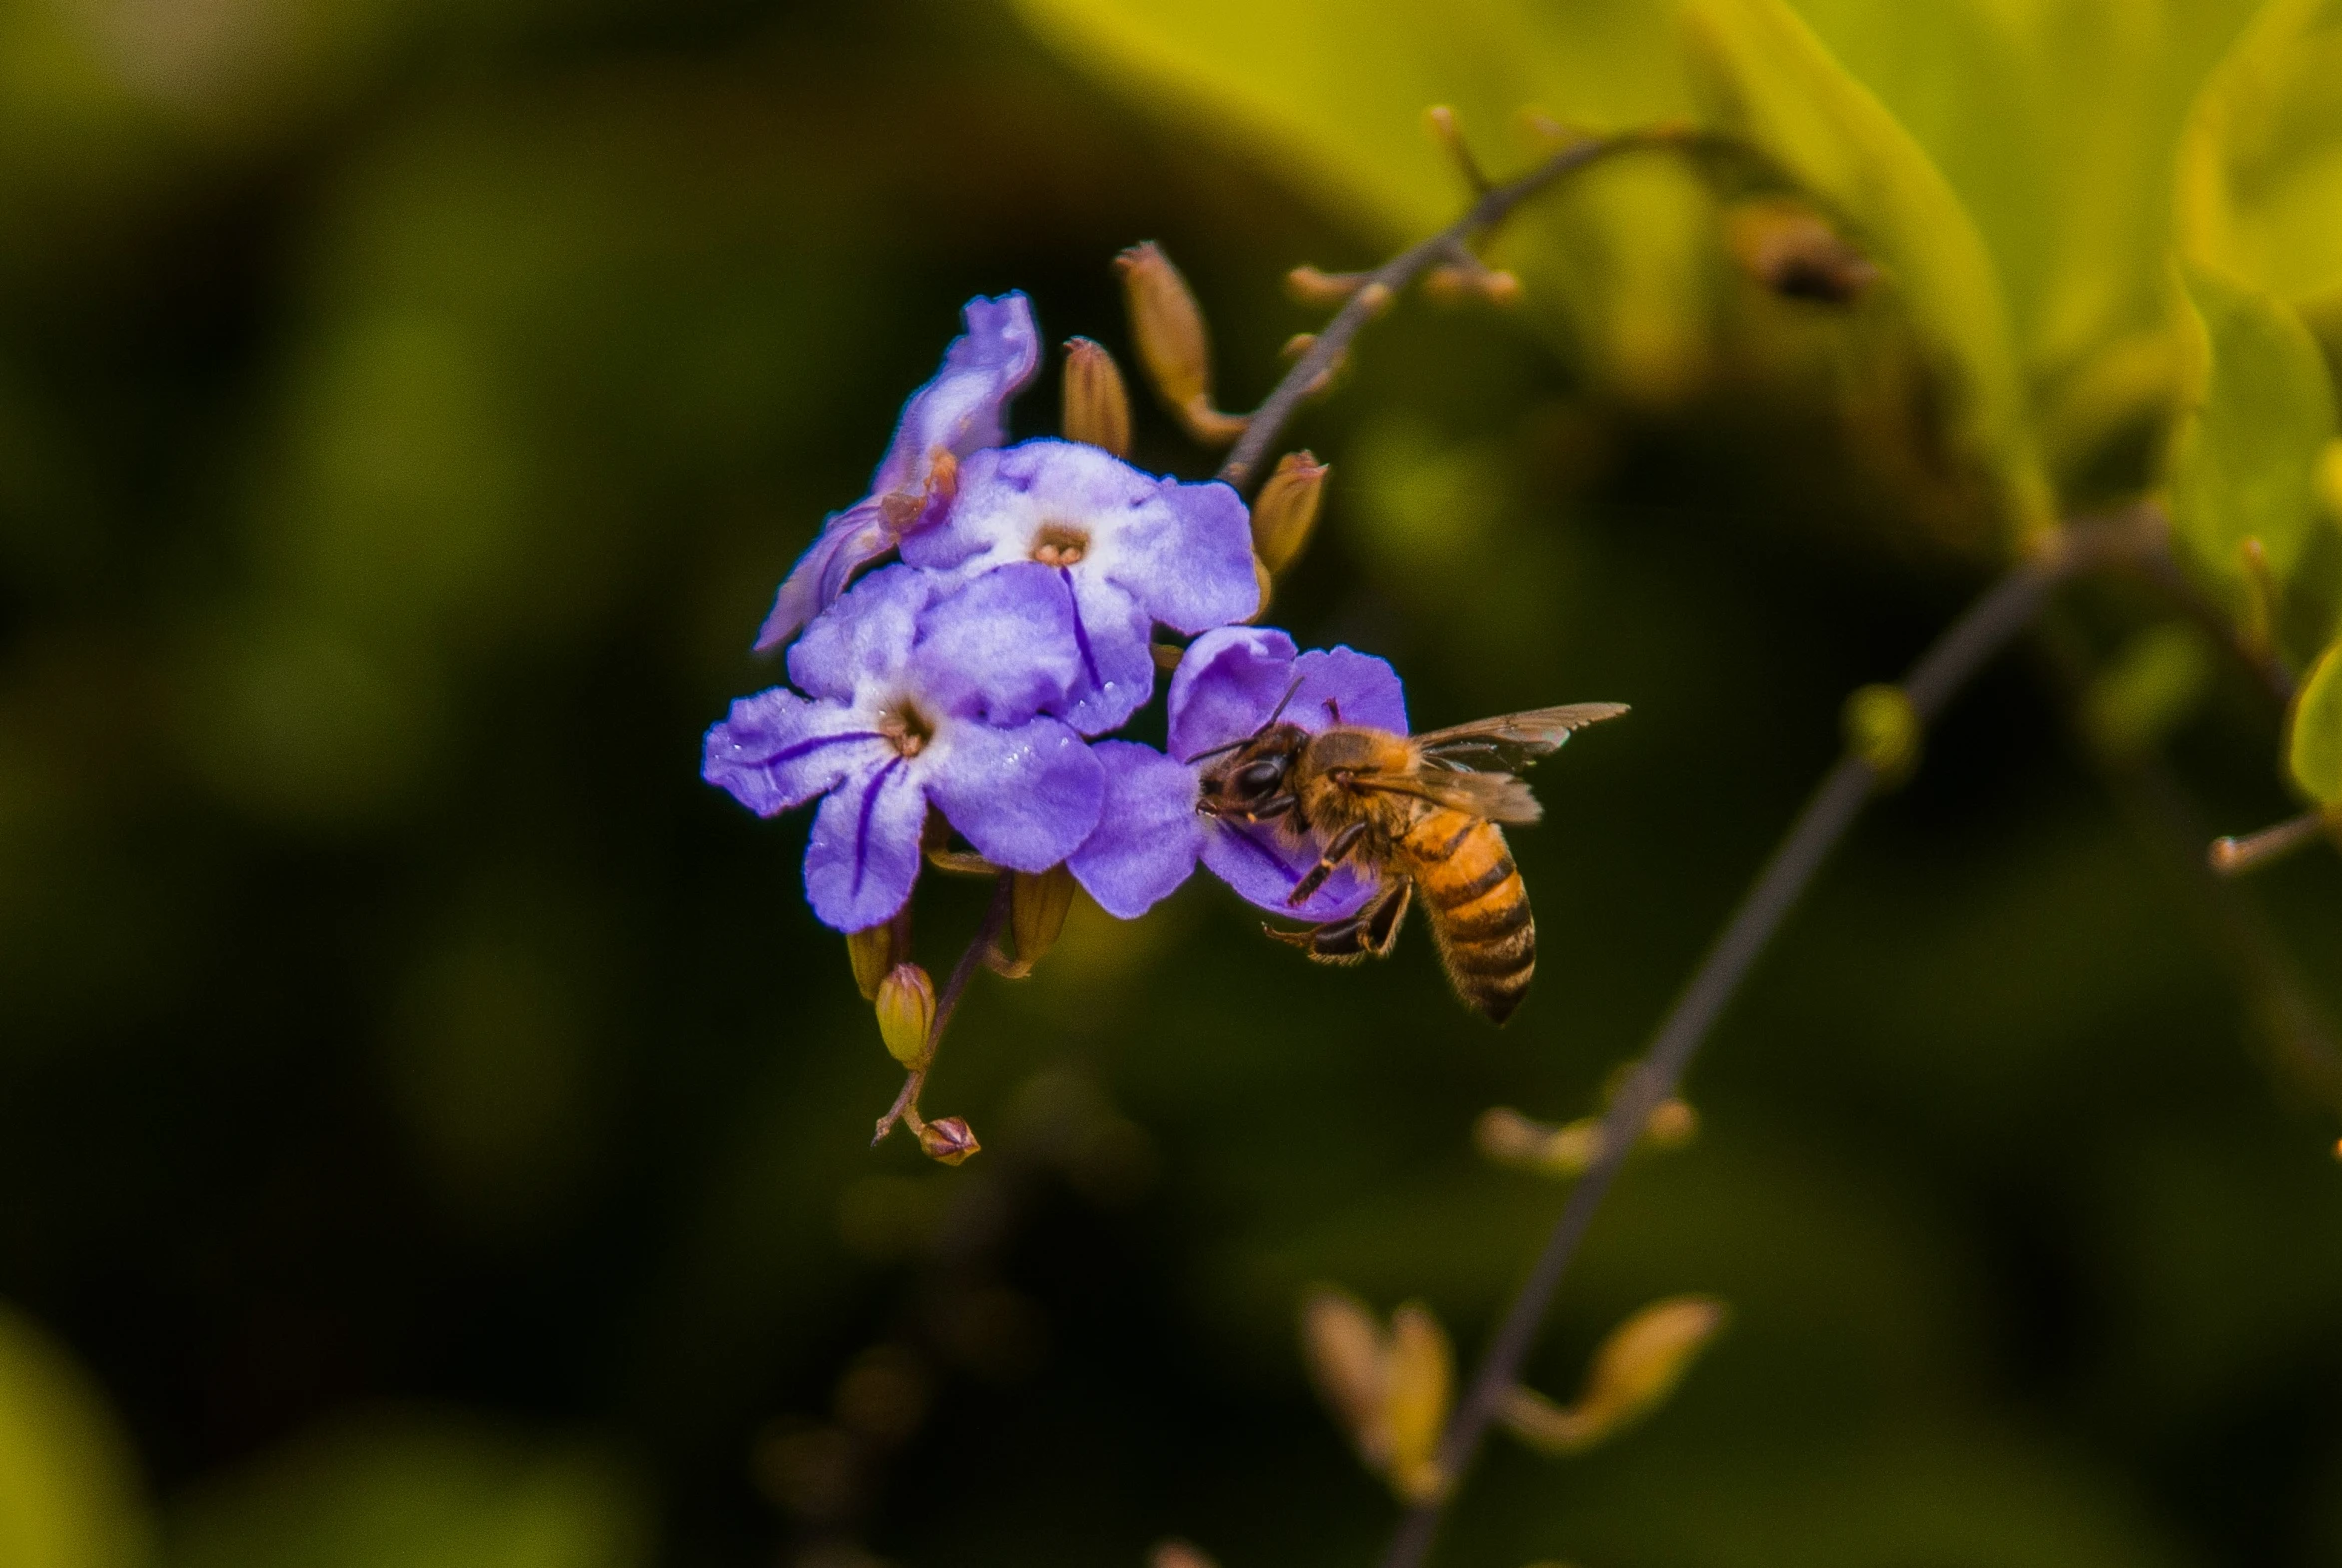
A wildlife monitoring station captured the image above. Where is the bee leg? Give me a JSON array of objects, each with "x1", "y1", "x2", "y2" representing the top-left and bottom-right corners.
[
  {"x1": 1265, "y1": 881, "x2": 1410, "y2": 968},
  {"x1": 1287, "y1": 821, "x2": 1371, "y2": 906},
  {"x1": 1265, "y1": 915, "x2": 1373, "y2": 966},
  {"x1": 1362, "y1": 879, "x2": 1412, "y2": 958}
]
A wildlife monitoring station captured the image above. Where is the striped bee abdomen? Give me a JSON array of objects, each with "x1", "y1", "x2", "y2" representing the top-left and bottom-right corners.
[{"x1": 1398, "y1": 806, "x2": 1535, "y2": 1023}]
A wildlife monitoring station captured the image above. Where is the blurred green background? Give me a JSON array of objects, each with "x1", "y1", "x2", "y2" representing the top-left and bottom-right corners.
[{"x1": 6, "y1": 1, "x2": 2342, "y2": 1564}]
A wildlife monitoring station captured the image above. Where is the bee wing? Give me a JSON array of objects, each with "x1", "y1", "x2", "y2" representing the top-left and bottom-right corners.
[
  {"x1": 1349, "y1": 768, "x2": 1543, "y2": 825},
  {"x1": 1412, "y1": 702, "x2": 1629, "y2": 773}
]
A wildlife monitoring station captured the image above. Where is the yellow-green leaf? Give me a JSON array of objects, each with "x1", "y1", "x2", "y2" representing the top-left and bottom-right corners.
[
  {"x1": 0, "y1": 1302, "x2": 152, "y2": 1568},
  {"x1": 1679, "y1": 0, "x2": 2055, "y2": 548},
  {"x1": 1004, "y1": 0, "x2": 1716, "y2": 396},
  {"x1": 2166, "y1": 264, "x2": 2339, "y2": 611},
  {"x1": 2290, "y1": 639, "x2": 2342, "y2": 803},
  {"x1": 2176, "y1": 0, "x2": 2342, "y2": 304}
]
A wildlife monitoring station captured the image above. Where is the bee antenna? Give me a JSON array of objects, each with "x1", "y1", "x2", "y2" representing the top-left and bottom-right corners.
[
  {"x1": 1261, "y1": 674, "x2": 1307, "y2": 727},
  {"x1": 1179, "y1": 674, "x2": 1310, "y2": 765}
]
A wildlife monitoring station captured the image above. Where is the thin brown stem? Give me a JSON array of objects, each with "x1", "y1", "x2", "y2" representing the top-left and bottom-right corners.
[
  {"x1": 1376, "y1": 526, "x2": 2117, "y2": 1568},
  {"x1": 2210, "y1": 811, "x2": 2336, "y2": 877},
  {"x1": 873, "y1": 872, "x2": 1014, "y2": 1146},
  {"x1": 1218, "y1": 127, "x2": 1705, "y2": 492}
]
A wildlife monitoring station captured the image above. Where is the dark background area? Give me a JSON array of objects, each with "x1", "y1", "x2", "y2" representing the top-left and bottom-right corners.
[{"x1": 3, "y1": 2, "x2": 2341, "y2": 1565}]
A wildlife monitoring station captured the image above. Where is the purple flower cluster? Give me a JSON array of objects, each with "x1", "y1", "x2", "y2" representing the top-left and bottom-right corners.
[{"x1": 704, "y1": 293, "x2": 1399, "y2": 934}]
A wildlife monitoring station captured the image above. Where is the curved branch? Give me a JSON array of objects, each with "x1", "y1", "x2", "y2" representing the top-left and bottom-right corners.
[
  {"x1": 1374, "y1": 519, "x2": 2135, "y2": 1568},
  {"x1": 1218, "y1": 126, "x2": 1704, "y2": 492}
]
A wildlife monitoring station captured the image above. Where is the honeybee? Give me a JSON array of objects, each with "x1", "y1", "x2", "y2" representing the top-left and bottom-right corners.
[{"x1": 1198, "y1": 693, "x2": 1628, "y2": 1023}]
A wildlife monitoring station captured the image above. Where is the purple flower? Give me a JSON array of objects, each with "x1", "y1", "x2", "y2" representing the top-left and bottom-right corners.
[
  {"x1": 1068, "y1": 626, "x2": 1405, "y2": 920},
  {"x1": 753, "y1": 293, "x2": 1041, "y2": 654},
  {"x1": 902, "y1": 439, "x2": 1258, "y2": 735},
  {"x1": 708, "y1": 563, "x2": 1105, "y2": 932}
]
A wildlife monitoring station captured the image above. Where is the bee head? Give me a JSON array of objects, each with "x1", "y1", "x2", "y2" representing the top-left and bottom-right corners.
[{"x1": 1199, "y1": 723, "x2": 1308, "y2": 820}]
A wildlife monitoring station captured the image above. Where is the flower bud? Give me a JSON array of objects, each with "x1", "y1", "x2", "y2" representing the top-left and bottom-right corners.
[
  {"x1": 847, "y1": 923, "x2": 897, "y2": 1001},
  {"x1": 1252, "y1": 451, "x2": 1328, "y2": 575},
  {"x1": 1844, "y1": 683, "x2": 1920, "y2": 787},
  {"x1": 1568, "y1": 1295, "x2": 1728, "y2": 1448},
  {"x1": 1384, "y1": 1302, "x2": 1453, "y2": 1502},
  {"x1": 1644, "y1": 1097, "x2": 1699, "y2": 1148},
  {"x1": 1287, "y1": 265, "x2": 1364, "y2": 306},
  {"x1": 1116, "y1": 242, "x2": 1247, "y2": 444},
  {"x1": 1060, "y1": 337, "x2": 1132, "y2": 458},
  {"x1": 1300, "y1": 1287, "x2": 1390, "y2": 1464},
  {"x1": 1150, "y1": 1542, "x2": 1219, "y2": 1568},
  {"x1": 1247, "y1": 555, "x2": 1273, "y2": 624},
  {"x1": 1010, "y1": 865, "x2": 1076, "y2": 974},
  {"x1": 874, "y1": 963, "x2": 936, "y2": 1069},
  {"x1": 1497, "y1": 1295, "x2": 1727, "y2": 1456},
  {"x1": 915, "y1": 1115, "x2": 980, "y2": 1165}
]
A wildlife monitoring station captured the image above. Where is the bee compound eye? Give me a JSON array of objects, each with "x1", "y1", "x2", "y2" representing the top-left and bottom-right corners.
[{"x1": 1234, "y1": 760, "x2": 1285, "y2": 796}]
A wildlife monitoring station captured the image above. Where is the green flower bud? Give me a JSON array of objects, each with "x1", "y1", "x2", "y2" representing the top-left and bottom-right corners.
[
  {"x1": 875, "y1": 963, "x2": 936, "y2": 1069},
  {"x1": 1844, "y1": 683, "x2": 1920, "y2": 787},
  {"x1": 1010, "y1": 866, "x2": 1076, "y2": 974},
  {"x1": 846, "y1": 922, "x2": 898, "y2": 1001}
]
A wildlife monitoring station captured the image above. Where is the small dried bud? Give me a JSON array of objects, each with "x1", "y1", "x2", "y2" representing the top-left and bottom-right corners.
[
  {"x1": 915, "y1": 1115, "x2": 980, "y2": 1165},
  {"x1": 1424, "y1": 262, "x2": 1522, "y2": 307},
  {"x1": 846, "y1": 922, "x2": 898, "y2": 1001},
  {"x1": 1279, "y1": 332, "x2": 1318, "y2": 360},
  {"x1": 1252, "y1": 450, "x2": 1328, "y2": 575},
  {"x1": 1010, "y1": 865, "x2": 1076, "y2": 974},
  {"x1": 1061, "y1": 337, "x2": 1132, "y2": 458},
  {"x1": 1424, "y1": 104, "x2": 1490, "y2": 192},
  {"x1": 874, "y1": 963, "x2": 936, "y2": 1069},
  {"x1": 1286, "y1": 265, "x2": 1365, "y2": 307},
  {"x1": 1844, "y1": 683, "x2": 1920, "y2": 787},
  {"x1": 1384, "y1": 1302, "x2": 1453, "y2": 1503},
  {"x1": 1115, "y1": 242, "x2": 1247, "y2": 444},
  {"x1": 1725, "y1": 199, "x2": 1879, "y2": 305}
]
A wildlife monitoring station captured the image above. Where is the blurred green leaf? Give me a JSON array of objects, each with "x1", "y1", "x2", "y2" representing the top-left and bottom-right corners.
[
  {"x1": 0, "y1": 1302, "x2": 151, "y2": 1568},
  {"x1": 165, "y1": 1412, "x2": 647, "y2": 1568},
  {"x1": 2166, "y1": 263, "x2": 2338, "y2": 623},
  {"x1": 2288, "y1": 637, "x2": 2342, "y2": 802},
  {"x1": 2176, "y1": 0, "x2": 2342, "y2": 303},
  {"x1": 1008, "y1": 0, "x2": 1723, "y2": 395},
  {"x1": 1680, "y1": 0, "x2": 2054, "y2": 545}
]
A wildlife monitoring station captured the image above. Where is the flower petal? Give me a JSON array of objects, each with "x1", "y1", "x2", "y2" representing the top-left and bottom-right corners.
[
  {"x1": 1069, "y1": 741, "x2": 1203, "y2": 918},
  {"x1": 922, "y1": 715, "x2": 1105, "y2": 872},
  {"x1": 803, "y1": 757, "x2": 929, "y2": 931},
  {"x1": 1103, "y1": 475, "x2": 1258, "y2": 634},
  {"x1": 1288, "y1": 646, "x2": 1408, "y2": 736},
  {"x1": 753, "y1": 501, "x2": 891, "y2": 655},
  {"x1": 870, "y1": 293, "x2": 1040, "y2": 497},
  {"x1": 1057, "y1": 569, "x2": 1157, "y2": 736},
  {"x1": 909, "y1": 561, "x2": 1087, "y2": 724},
  {"x1": 1166, "y1": 626, "x2": 1299, "y2": 762},
  {"x1": 1200, "y1": 816, "x2": 1381, "y2": 922},
  {"x1": 702, "y1": 688, "x2": 886, "y2": 817},
  {"x1": 754, "y1": 295, "x2": 1038, "y2": 653},
  {"x1": 786, "y1": 564, "x2": 929, "y2": 702}
]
